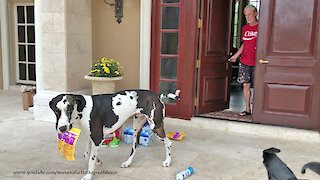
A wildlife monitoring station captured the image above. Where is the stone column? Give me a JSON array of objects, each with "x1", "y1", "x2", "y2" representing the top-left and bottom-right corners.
[{"x1": 34, "y1": 0, "x2": 92, "y2": 122}]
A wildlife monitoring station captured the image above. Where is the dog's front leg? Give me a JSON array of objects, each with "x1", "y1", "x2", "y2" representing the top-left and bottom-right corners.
[
  {"x1": 81, "y1": 143, "x2": 100, "y2": 180},
  {"x1": 121, "y1": 114, "x2": 146, "y2": 168},
  {"x1": 84, "y1": 139, "x2": 92, "y2": 159}
]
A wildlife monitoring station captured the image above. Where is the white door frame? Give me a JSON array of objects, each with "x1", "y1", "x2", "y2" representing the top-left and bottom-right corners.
[
  {"x1": 0, "y1": 0, "x2": 10, "y2": 90},
  {"x1": 139, "y1": 0, "x2": 151, "y2": 89}
]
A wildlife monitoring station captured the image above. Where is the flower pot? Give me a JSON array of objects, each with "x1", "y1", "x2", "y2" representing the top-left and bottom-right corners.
[{"x1": 84, "y1": 75, "x2": 123, "y2": 95}]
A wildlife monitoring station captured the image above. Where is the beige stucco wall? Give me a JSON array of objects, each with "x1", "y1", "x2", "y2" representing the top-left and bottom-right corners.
[{"x1": 92, "y1": 0, "x2": 140, "y2": 91}]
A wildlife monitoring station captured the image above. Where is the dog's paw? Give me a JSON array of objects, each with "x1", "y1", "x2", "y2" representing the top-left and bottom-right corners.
[
  {"x1": 121, "y1": 161, "x2": 131, "y2": 168},
  {"x1": 81, "y1": 173, "x2": 92, "y2": 180},
  {"x1": 84, "y1": 152, "x2": 89, "y2": 159},
  {"x1": 96, "y1": 158, "x2": 102, "y2": 167},
  {"x1": 162, "y1": 159, "x2": 171, "y2": 167}
]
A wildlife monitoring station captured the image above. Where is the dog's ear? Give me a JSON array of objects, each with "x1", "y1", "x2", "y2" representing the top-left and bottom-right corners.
[
  {"x1": 49, "y1": 99, "x2": 54, "y2": 110},
  {"x1": 72, "y1": 95, "x2": 86, "y2": 112},
  {"x1": 263, "y1": 147, "x2": 281, "y2": 154},
  {"x1": 49, "y1": 94, "x2": 62, "y2": 110}
]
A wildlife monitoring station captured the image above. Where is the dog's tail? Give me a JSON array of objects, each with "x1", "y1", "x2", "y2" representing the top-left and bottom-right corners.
[
  {"x1": 159, "y1": 90, "x2": 181, "y2": 101},
  {"x1": 301, "y1": 162, "x2": 320, "y2": 175}
]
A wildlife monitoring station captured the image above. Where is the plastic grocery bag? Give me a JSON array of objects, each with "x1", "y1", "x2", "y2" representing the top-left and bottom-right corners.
[{"x1": 57, "y1": 128, "x2": 81, "y2": 161}]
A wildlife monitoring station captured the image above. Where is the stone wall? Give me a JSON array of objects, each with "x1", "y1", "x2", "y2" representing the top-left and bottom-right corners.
[{"x1": 39, "y1": 0, "x2": 92, "y2": 92}]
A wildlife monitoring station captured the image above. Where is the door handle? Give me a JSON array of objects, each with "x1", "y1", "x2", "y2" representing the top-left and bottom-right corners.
[{"x1": 259, "y1": 59, "x2": 269, "y2": 64}]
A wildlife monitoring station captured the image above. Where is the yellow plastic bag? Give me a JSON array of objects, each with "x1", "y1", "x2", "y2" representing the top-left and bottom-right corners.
[
  {"x1": 57, "y1": 128, "x2": 81, "y2": 161},
  {"x1": 166, "y1": 132, "x2": 186, "y2": 141}
]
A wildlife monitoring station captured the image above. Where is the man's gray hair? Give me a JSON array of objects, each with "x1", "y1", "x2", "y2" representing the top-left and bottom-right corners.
[{"x1": 244, "y1": 4, "x2": 257, "y2": 13}]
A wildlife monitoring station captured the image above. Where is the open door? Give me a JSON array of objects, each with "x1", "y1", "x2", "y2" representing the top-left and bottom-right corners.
[
  {"x1": 253, "y1": 0, "x2": 320, "y2": 129},
  {"x1": 150, "y1": 0, "x2": 198, "y2": 119},
  {"x1": 197, "y1": 0, "x2": 233, "y2": 114}
]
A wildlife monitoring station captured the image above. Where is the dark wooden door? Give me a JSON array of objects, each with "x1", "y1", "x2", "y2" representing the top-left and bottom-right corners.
[
  {"x1": 253, "y1": 0, "x2": 320, "y2": 130},
  {"x1": 197, "y1": 0, "x2": 232, "y2": 114},
  {"x1": 150, "y1": 0, "x2": 198, "y2": 119}
]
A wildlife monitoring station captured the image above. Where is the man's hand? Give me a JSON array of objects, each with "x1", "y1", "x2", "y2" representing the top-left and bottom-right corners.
[{"x1": 229, "y1": 55, "x2": 238, "y2": 62}]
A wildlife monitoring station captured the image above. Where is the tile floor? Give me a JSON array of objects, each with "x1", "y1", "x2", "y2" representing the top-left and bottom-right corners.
[{"x1": 0, "y1": 90, "x2": 320, "y2": 180}]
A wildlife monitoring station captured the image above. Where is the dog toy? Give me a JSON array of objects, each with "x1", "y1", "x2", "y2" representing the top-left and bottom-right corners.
[
  {"x1": 57, "y1": 128, "x2": 81, "y2": 161},
  {"x1": 166, "y1": 132, "x2": 186, "y2": 141}
]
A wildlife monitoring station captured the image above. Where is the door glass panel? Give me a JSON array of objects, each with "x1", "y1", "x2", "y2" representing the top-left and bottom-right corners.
[
  {"x1": 19, "y1": 63, "x2": 26, "y2": 80},
  {"x1": 161, "y1": 32, "x2": 178, "y2": 54},
  {"x1": 159, "y1": 3, "x2": 180, "y2": 104},
  {"x1": 17, "y1": 6, "x2": 25, "y2": 23},
  {"x1": 16, "y1": 5, "x2": 36, "y2": 83},
  {"x1": 18, "y1": 26, "x2": 25, "y2": 43},
  {"x1": 163, "y1": 0, "x2": 180, "y2": 3},
  {"x1": 27, "y1": 26, "x2": 35, "y2": 43},
  {"x1": 28, "y1": 45, "x2": 35, "y2": 62},
  {"x1": 28, "y1": 64, "x2": 36, "y2": 81},
  {"x1": 19, "y1": 45, "x2": 26, "y2": 61},
  {"x1": 160, "y1": 81, "x2": 177, "y2": 103},
  {"x1": 162, "y1": 6, "x2": 180, "y2": 29},
  {"x1": 160, "y1": 57, "x2": 177, "y2": 79},
  {"x1": 27, "y1": 6, "x2": 34, "y2": 23}
]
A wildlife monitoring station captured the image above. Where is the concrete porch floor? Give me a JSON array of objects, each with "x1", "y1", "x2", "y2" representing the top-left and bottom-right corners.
[{"x1": 0, "y1": 90, "x2": 320, "y2": 180}]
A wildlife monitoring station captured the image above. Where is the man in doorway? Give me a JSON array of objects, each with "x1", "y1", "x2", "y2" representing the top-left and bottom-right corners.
[{"x1": 229, "y1": 4, "x2": 258, "y2": 116}]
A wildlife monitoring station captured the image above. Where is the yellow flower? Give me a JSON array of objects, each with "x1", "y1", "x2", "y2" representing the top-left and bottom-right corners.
[
  {"x1": 90, "y1": 57, "x2": 123, "y2": 77},
  {"x1": 103, "y1": 67, "x2": 110, "y2": 74}
]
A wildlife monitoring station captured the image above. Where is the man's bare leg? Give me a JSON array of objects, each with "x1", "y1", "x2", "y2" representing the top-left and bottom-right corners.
[{"x1": 243, "y1": 82, "x2": 251, "y2": 113}]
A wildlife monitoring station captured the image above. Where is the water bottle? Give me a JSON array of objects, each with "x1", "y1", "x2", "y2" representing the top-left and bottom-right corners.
[{"x1": 176, "y1": 167, "x2": 194, "y2": 180}]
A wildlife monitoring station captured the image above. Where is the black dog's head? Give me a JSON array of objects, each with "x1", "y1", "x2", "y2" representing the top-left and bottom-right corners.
[
  {"x1": 263, "y1": 147, "x2": 297, "y2": 180},
  {"x1": 49, "y1": 94, "x2": 86, "y2": 134},
  {"x1": 263, "y1": 147, "x2": 281, "y2": 163}
]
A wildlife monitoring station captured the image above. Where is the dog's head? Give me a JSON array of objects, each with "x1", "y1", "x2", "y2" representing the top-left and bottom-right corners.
[
  {"x1": 263, "y1": 147, "x2": 281, "y2": 159},
  {"x1": 49, "y1": 94, "x2": 86, "y2": 134},
  {"x1": 263, "y1": 147, "x2": 297, "y2": 180}
]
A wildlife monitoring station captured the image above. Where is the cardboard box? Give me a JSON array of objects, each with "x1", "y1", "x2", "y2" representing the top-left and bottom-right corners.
[{"x1": 22, "y1": 90, "x2": 35, "y2": 111}]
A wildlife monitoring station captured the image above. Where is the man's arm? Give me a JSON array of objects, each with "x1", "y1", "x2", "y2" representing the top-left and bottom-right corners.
[{"x1": 229, "y1": 44, "x2": 244, "y2": 62}]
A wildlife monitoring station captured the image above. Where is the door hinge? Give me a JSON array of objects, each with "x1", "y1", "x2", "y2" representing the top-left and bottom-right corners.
[
  {"x1": 198, "y1": 19, "x2": 203, "y2": 29},
  {"x1": 196, "y1": 59, "x2": 200, "y2": 68},
  {"x1": 195, "y1": 97, "x2": 199, "y2": 107}
]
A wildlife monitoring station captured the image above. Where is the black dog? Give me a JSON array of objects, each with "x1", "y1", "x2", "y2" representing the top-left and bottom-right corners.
[
  {"x1": 301, "y1": 162, "x2": 320, "y2": 175},
  {"x1": 263, "y1": 147, "x2": 297, "y2": 180}
]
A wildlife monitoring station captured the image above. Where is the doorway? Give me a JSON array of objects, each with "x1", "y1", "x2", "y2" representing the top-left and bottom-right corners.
[
  {"x1": 150, "y1": 0, "x2": 320, "y2": 130},
  {"x1": 198, "y1": 0, "x2": 260, "y2": 122}
]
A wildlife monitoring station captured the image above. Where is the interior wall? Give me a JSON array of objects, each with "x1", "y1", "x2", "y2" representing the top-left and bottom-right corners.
[{"x1": 92, "y1": 0, "x2": 140, "y2": 91}]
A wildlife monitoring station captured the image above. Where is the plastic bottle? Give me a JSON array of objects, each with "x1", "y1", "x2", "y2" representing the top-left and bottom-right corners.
[{"x1": 176, "y1": 167, "x2": 194, "y2": 180}]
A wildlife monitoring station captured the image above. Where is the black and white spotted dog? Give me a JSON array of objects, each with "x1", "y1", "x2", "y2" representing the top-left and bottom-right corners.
[{"x1": 49, "y1": 89, "x2": 180, "y2": 180}]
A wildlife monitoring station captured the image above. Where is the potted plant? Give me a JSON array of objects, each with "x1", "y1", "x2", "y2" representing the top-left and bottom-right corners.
[{"x1": 84, "y1": 57, "x2": 124, "y2": 94}]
